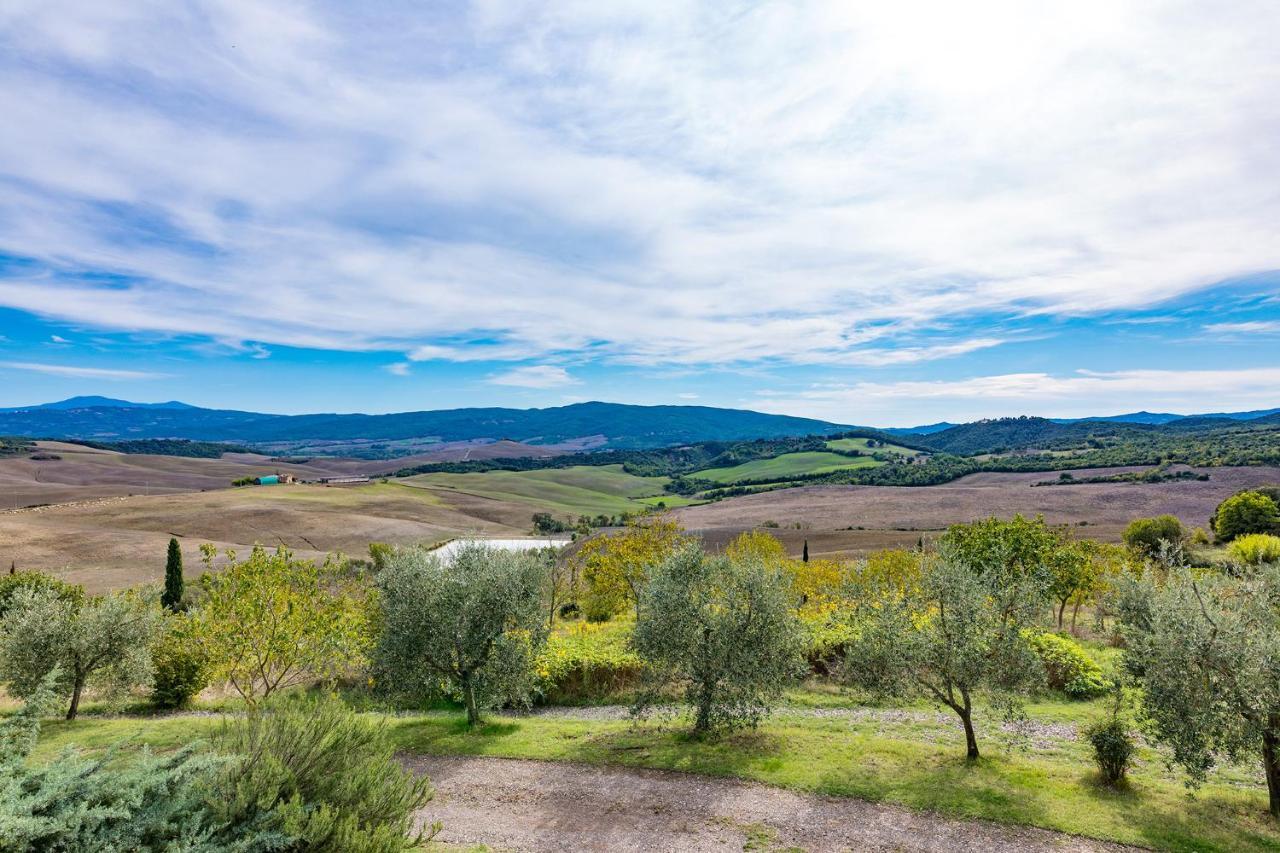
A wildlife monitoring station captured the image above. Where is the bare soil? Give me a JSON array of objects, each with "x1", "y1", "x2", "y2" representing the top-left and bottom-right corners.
[
  {"x1": 407, "y1": 755, "x2": 1134, "y2": 852},
  {"x1": 677, "y1": 465, "x2": 1280, "y2": 560},
  {"x1": 0, "y1": 482, "x2": 532, "y2": 591}
]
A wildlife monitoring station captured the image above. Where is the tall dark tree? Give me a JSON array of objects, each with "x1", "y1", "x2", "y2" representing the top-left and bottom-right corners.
[
  {"x1": 162, "y1": 538, "x2": 184, "y2": 611},
  {"x1": 802, "y1": 540, "x2": 809, "y2": 563}
]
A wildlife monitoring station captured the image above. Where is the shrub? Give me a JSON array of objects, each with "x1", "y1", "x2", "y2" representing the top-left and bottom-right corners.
[
  {"x1": 1123, "y1": 515, "x2": 1185, "y2": 558},
  {"x1": 1228, "y1": 533, "x2": 1280, "y2": 566},
  {"x1": 0, "y1": 672, "x2": 264, "y2": 850},
  {"x1": 0, "y1": 570, "x2": 83, "y2": 618},
  {"x1": 1086, "y1": 717, "x2": 1135, "y2": 785},
  {"x1": 151, "y1": 613, "x2": 211, "y2": 709},
  {"x1": 1213, "y1": 491, "x2": 1280, "y2": 541},
  {"x1": 212, "y1": 692, "x2": 436, "y2": 852},
  {"x1": 1024, "y1": 630, "x2": 1109, "y2": 699},
  {"x1": 535, "y1": 619, "x2": 645, "y2": 703},
  {"x1": 633, "y1": 544, "x2": 806, "y2": 735}
]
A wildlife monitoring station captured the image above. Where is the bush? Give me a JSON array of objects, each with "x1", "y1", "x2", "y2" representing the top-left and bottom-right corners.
[
  {"x1": 1123, "y1": 515, "x2": 1185, "y2": 558},
  {"x1": 1213, "y1": 491, "x2": 1280, "y2": 541},
  {"x1": 0, "y1": 673, "x2": 265, "y2": 850},
  {"x1": 1086, "y1": 717, "x2": 1135, "y2": 784},
  {"x1": 1024, "y1": 630, "x2": 1109, "y2": 699},
  {"x1": 1228, "y1": 533, "x2": 1280, "y2": 566},
  {"x1": 535, "y1": 619, "x2": 645, "y2": 703},
  {"x1": 212, "y1": 692, "x2": 436, "y2": 852},
  {"x1": 150, "y1": 613, "x2": 211, "y2": 709},
  {"x1": 0, "y1": 571, "x2": 83, "y2": 618}
]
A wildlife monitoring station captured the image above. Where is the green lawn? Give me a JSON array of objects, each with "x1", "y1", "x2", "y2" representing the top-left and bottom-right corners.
[
  {"x1": 825, "y1": 437, "x2": 921, "y2": 456},
  {"x1": 693, "y1": 451, "x2": 882, "y2": 485},
  {"x1": 29, "y1": 688, "x2": 1279, "y2": 852},
  {"x1": 400, "y1": 465, "x2": 681, "y2": 517},
  {"x1": 386, "y1": 705, "x2": 1276, "y2": 852}
]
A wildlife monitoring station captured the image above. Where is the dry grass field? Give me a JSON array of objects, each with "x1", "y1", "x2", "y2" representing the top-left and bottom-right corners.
[
  {"x1": 0, "y1": 439, "x2": 559, "y2": 508},
  {"x1": 4, "y1": 458, "x2": 1278, "y2": 592},
  {"x1": 678, "y1": 465, "x2": 1280, "y2": 560},
  {"x1": 0, "y1": 481, "x2": 533, "y2": 591}
]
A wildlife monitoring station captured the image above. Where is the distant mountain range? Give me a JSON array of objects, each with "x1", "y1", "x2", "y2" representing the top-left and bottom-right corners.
[
  {"x1": 1, "y1": 397, "x2": 1277, "y2": 456},
  {"x1": 0, "y1": 398, "x2": 845, "y2": 451}
]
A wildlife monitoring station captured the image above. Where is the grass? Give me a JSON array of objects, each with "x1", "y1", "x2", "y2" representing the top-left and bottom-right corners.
[
  {"x1": 26, "y1": 686, "x2": 1279, "y2": 852},
  {"x1": 825, "y1": 437, "x2": 920, "y2": 457},
  {"x1": 693, "y1": 451, "x2": 882, "y2": 485},
  {"x1": 385, "y1": 703, "x2": 1276, "y2": 852},
  {"x1": 401, "y1": 465, "x2": 679, "y2": 517}
]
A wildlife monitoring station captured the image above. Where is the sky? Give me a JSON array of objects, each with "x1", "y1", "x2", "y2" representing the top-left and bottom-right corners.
[{"x1": 0, "y1": 1, "x2": 1278, "y2": 427}]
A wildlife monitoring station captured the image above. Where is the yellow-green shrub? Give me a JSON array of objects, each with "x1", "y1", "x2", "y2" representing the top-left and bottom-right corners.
[
  {"x1": 535, "y1": 618, "x2": 645, "y2": 702},
  {"x1": 1228, "y1": 533, "x2": 1280, "y2": 566},
  {"x1": 1024, "y1": 630, "x2": 1109, "y2": 699}
]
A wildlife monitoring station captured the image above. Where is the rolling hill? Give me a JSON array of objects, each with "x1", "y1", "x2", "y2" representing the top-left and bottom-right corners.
[{"x1": 0, "y1": 399, "x2": 846, "y2": 451}]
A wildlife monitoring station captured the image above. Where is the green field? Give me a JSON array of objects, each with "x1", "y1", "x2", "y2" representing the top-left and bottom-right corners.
[
  {"x1": 825, "y1": 437, "x2": 920, "y2": 456},
  {"x1": 693, "y1": 451, "x2": 882, "y2": 484},
  {"x1": 402, "y1": 465, "x2": 695, "y2": 516}
]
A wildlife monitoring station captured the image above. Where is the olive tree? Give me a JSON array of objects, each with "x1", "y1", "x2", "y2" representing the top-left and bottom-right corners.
[
  {"x1": 0, "y1": 587, "x2": 164, "y2": 719},
  {"x1": 632, "y1": 545, "x2": 806, "y2": 735},
  {"x1": 375, "y1": 542, "x2": 549, "y2": 726},
  {"x1": 842, "y1": 553, "x2": 1045, "y2": 759},
  {"x1": 1120, "y1": 563, "x2": 1280, "y2": 818}
]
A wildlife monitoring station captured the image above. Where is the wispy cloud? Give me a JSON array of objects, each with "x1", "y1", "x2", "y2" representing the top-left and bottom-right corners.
[
  {"x1": 755, "y1": 367, "x2": 1280, "y2": 425},
  {"x1": 0, "y1": 361, "x2": 167, "y2": 380},
  {"x1": 0, "y1": 2, "x2": 1276, "y2": 368},
  {"x1": 383, "y1": 361, "x2": 411, "y2": 377},
  {"x1": 1203, "y1": 321, "x2": 1280, "y2": 336},
  {"x1": 487, "y1": 365, "x2": 578, "y2": 388}
]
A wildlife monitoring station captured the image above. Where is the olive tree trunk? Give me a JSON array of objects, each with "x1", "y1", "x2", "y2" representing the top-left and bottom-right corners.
[
  {"x1": 67, "y1": 671, "x2": 86, "y2": 721},
  {"x1": 461, "y1": 672, "x2": 481, "y2": 727},
  {"x1": 1264, "y1": 727, "x2": 1280, "y2": 819}
]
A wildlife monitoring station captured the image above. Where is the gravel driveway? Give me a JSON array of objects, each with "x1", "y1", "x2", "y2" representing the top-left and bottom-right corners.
[{"x1": 405, "y1": 755, "x2": 1139, "y2": 852}]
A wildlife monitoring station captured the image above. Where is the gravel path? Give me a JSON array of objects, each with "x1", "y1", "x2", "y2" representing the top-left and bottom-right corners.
[{"x1": 406, "y1": 755, "x2": 1139, "y2": 852}]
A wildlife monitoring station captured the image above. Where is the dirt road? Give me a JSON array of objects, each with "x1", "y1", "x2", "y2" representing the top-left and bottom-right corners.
[{"x1": 406, "y1": 755, "x2": 1136, "y2": 852}]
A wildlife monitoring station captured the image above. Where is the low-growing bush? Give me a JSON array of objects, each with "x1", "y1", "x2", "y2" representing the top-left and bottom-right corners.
[
  {"x1": 1228, "y1": 533, "x2": 1280, "y2": 566},
  {"x1": 535, "y1": 618, "x2": 645, "y2": 703},
  {"x1": 1024, "y1": 630, "x2": 1109, "y2": 699},
  {"x1": 150, "y1": 613, "x2": 211, "y2": 709},
  {"x1": 1086, "y1": 716, "x2": 1135, "y2": 785},
  {"x1": 212, "y1": 692, "x2": 436, "y2": 852}
]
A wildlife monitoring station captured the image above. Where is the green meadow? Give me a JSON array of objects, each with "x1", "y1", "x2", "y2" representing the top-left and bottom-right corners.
[{"x1": 692, "y1": 451, "x2": 882, "y2": 484}]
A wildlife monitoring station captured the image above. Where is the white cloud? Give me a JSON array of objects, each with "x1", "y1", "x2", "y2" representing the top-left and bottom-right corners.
[
  {"x1": 0, "y1": 2, "x2": 1277, "y2": 368},
  {"x1": 677, "y1": 392, "x2": 699, "y2": 400},
  {"x1": 0, "y1": 360, "x2": 166, "y2": 380},
  {"x1": 1203, "y1": 321, "x2": 1280, "y2": 336},
  {"x1": 754, "y1": 367, "x2": 1280, "y2": 425},
  {"x1": 487, "y1": 365, "x2": 578, "y2": 388},
  {"x1": 383, "y1": 361, "x2": 411, "y2": 376},
  {"x1": 49, "y1": 335, "x2": 71, "y2": 344}
]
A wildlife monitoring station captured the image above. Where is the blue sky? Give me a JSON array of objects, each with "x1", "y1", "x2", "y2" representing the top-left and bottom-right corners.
[{"x1": 1, "y1": 1, "x2": 1278, "y2": 426}]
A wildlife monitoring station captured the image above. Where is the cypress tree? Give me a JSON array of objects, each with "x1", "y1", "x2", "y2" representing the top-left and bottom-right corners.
[
  {"x1": 162, "y1": 538, "x2": 184, "y2": 611},
  {"x1": 802, "y1": 540, "x2": 809, "y2": 563}
]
